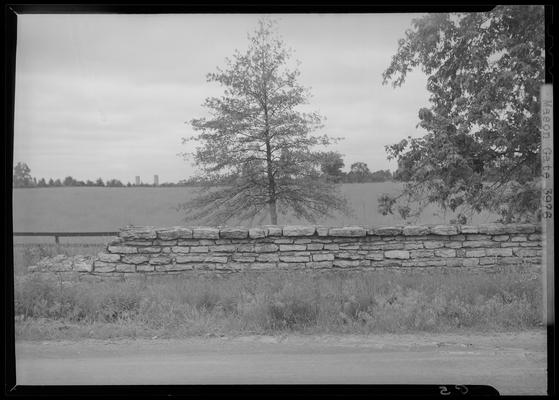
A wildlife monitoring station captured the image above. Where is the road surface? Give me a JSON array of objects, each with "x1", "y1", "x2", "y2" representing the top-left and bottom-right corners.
[{"x1": 16, "y1": 330, "x2": 547, "y2": 395}]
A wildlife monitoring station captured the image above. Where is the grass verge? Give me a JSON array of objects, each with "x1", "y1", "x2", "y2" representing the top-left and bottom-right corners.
[{"x1": 14, "y1": 267, "x2": 543, "y2": 340}]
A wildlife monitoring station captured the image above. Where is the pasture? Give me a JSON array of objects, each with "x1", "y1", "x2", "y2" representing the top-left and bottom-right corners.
[{"x1": 12, "y1": 183, "x2": 497, "y2": 241}]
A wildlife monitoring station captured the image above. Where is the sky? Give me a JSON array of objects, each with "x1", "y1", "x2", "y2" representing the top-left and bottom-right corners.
[{"x1": 14, "y1": 13, "x2": 431, "y2": 184}]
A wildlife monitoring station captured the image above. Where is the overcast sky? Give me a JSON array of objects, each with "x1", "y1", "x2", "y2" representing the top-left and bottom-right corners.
[{"x1": 14, "y1": 13, "x2": 431, "y2": 184}]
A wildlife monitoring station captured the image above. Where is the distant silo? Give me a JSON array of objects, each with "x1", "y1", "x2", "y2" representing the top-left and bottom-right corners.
[
  {"x1": 135, "y1": 176, "x2": 140, "y2": 185},
  {"x1": 154, "y1": 175, "x2": 159, "y2": 186}
]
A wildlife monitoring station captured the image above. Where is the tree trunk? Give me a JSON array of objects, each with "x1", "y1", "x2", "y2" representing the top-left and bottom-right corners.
[{"x1": 269, "y1": 200, "x2": 278, "y2": 225}]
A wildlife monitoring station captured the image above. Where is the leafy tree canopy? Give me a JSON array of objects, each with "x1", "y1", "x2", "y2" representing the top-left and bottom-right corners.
[
  {"x1": 181, "y1": 18, "x2": 349, "y2": 225},
  {"x1": 13, "y1": 162, "x2": 33, "y2": 187},
  {"x1": 380, "y1": 5, "x2": 545, "y2": 223}
]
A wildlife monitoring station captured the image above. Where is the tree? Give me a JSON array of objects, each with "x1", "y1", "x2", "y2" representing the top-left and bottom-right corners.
[
  {"x1": 348, "y1": 162, "x2": 371, "y2": 183},
  {"x1": 380, "y1": 5, "x2": 544, "y2": 223},
  {"x1": 48, "y1": 178, "x2": 54, "y2": 186},
  {"x1": 370, "y1": 169, "x2": 393, "y2": 182},
  {"x1": 53, "y1": 179, "x2": 62, "y2": 186},
  {"x1": 13, "y1": 162, "x2": 33, "y2": 187},
  {"x1": 37, "y1": 178, "x2": 47, "y2": 187},
  {"x1": 95, "y1": 178, "x2": 105, "y2": 187},
  {"x1": 106, "y1": 179, "x2": 124, "y2": 187},
  {"x1": 63, "y1": 176, "x2": 76, "y2": 186},
  {"x1": 319, "y1": 151, "x2": 346, "y2": 183},
  {"x1": 180, "y1": 18, "x2": 349, "y2": 225}
]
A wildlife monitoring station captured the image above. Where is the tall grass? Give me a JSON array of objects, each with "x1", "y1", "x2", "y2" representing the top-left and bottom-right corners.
[{"x1": 14, "y1": 268, "x2": 543, "y2": 340}]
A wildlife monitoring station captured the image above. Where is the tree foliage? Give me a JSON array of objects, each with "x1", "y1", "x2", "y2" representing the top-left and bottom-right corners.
[
  {"x1": 319, "y1": 151, "x2": 345, "y2": 183},
  {"x1": 181, "y1": 18, "x2": 349, "y2": 225},
  {"x1": 13, "y1": 162, "x2": 33, "y2": 187},
  {"x1": 380, "y1": 5, "x2": 545, "y2": 223}
]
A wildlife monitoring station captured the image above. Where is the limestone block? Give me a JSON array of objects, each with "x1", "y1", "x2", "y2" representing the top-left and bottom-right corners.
[
  {"x1": 443, "y1": 241, "x2": 462, "y2": 249},
  {"x1": 205, "y1": 256, "x2": 228, "y2": 264},
  {"x1": 435, "y1": 249, "x2": 456, "y2": 258},
  {"x1": 410, "y1": 250, "x2": 435, "y2": 258},
  {"x1": 175, "y1": 255, "x2": 205, "y2": 263},
  {"x1": 279, "y1": 255, "x2": 310, "y2": 263},
  {"x1": 423, "y1": 242, "x2": 445, "y2": 249},
  {"x1": 108, "y1": 246, "x2": 137, "y2": 254},
  {"x1": 324, "y1": 244, "x2": 340, "y2": 251},
  {"x1": 154, "y1": 240, "x2": 178, "y2": 246},
  {"x1": 365, "y1": 252, "x2": 384, "y2": 261},
  {"x1": 466, "y1": 234, "x2": 491, "y2": 241},
  {"x1": 430, "y1": 225, "x2": 459, "y2": 235},
  {"x1": 282, "y1": 225, "x2": 316, "y2": 236},
  {"x1": 465, "y1": 249, "x2": 486, "y2": 257},
  {"x1": 462, "y1": 240, "x2": 498, "y2": 248},
  {"x1": 528, "y1": 234, "x2": 543, "y2": 241},
  {"x1": 335, "y1": 252, "x2": 363, "y2": 260},
  {"x1": 257, "y1": 253, "x2": 279, "y2": 262},
  {"x1": 312, "y1": 253, "x2": 335, "y2": 262},
  {"x1": 511, "y1": 235, "x2": 528, "y2": 242},
  {"x1": 210, "y1": 245, "x2": 237, "y2": 252},
  {"x1": 402, "y1": 225, "x2": 430, "y2": 236},
  {"x1": 486, "y1": 248, "x2": 514, "y2": 257},
  {"x1": 294, "y1": 238, "x2": 312, "y2": 244},
  {"x1": 98, "y1": 253, "x2": 120, "y2": 262},
  {"x1": 307, "y1": 243, "x2": 324, "y2": 250},
  {"x1": 513, "y1": 248, "x2": 541, "y2": 257},
  {"x1": 192, "y1": 227, "x2": 220, "y2": 239},
  {"x1": 478, "y1": 224, "x2": 508, "y2": 235},
  {"x1": 404, "y1": 243, "x2": 424, "y2": 250},
  {"x1": 372, "y1": 226, "x2": 402, "y2": 236},
  {"x1": 263, "y1": 225, "x2": 283, "y2": 236},
  {"x1": 492, "y1": 235, "x2": 510, "y2": 242},
  {"x1": 237, "y1": 244, "x2": 255, "y2": 252},
  {"x1": 116, "y1": 264, "x2": 136, "y2": 272},
  {"x1": 149, "y1": 256, "x2": 172, "y2": 265},
  {"x1": 279, "y1": 244, "x2": 306, "y2": 252},
  {"x1": 121, "y1": 255, "x2": 149, "y2": 264},
  {"x1": 219, "y1": 227, "x2": 249, "y2": 239},
  {"x1": 459, "y1": 225, "x2": 479, "y2": 234},
  {"x1": 384, "y1": 250, "x2": 410, "y2": 259},
  {"x1": 120, "y1": 226, "x2": 157, "y2": 240},
  {"x1": 171, "y1": 246, "x2": 190, "y2": 254},
  {"x1": 316, "y1": 226, "x2": 330, "y2": 236},
  {"x1": 253, "y1": 244, "x2": 279, "y2": 253},
  {"x1": 137, "y1": 247, "x2": 161, "y2": 254},
  {"x1": 156, "y1": 227, "x2": 193, "y2": 240},
  {"x1": 249, "y1": 228, "x2": 267, "y2": 239},
  {"x1": 137, "y1": 265, "x2": 156, "y2": 272},
  {"x1": 328, "y1": 227, "x2": 366, "y2": 237},
  {"x1": 73, "y1": 256, "x2": 94, "y2": 272},
  {"x1": 506, "y1": 224, "x2": 536, "y2": 234},
  {"x1": 94, "y1": 262, "x2": 116, "y2": 273},
  {"x1": 190, "y1": 246, "x2": 209, "y2": 253},
  {"x1": 156, "y1": 264, "x2": 193, "y2": 272},
  {"x1": 333, "y1": 259, "x2": 361, "y2": 268}
]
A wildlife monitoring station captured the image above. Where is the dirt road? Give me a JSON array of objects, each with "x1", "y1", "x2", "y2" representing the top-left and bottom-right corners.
[{"x1": 15, "y1": 330, "x2": 547, "y2": 395}]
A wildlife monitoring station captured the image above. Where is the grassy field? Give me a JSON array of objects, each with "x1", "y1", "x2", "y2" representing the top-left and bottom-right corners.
[
  {"x1": 12, "y1": 184, "x2": 497, "y2": 239},
  {"x1": 14, "y1": 268, "x2": 542, "y2": 340}
]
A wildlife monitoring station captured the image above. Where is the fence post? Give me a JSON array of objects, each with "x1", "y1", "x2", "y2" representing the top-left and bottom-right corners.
[{"x1": 54, "y1": 235, "x2": 59, "y2": 245}]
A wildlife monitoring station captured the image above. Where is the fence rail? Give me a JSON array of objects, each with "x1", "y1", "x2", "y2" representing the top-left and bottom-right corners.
[{"x1": 13, "y1": 232, "x2": 119, "y2": 244}]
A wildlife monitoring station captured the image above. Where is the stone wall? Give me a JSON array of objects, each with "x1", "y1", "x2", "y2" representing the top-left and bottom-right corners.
[{"x1": 28, "y1": 224, "x2": 543, "y2": 279}]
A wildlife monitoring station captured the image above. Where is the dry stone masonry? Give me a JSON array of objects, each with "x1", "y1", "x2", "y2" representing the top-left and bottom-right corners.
[{"x1": 29, "y1": 224, "x2": 543, "y2": 278}]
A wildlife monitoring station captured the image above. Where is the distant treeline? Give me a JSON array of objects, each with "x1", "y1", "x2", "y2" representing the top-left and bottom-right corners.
[{"x1": 12, "y1": 160, "x2": 394, "y2": 189}]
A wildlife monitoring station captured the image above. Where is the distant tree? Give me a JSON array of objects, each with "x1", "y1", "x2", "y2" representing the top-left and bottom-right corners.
[
  {"x1": 85, "y1": 180, "x2": 95, "y2": 186},
  {"x1": 348, "y1": 162, "x2": 372, "y2": 183},
  {"x1": 370, "y1": 169, "x2": 393, "y2": 182},
  {"x1": 37, "y1": 178, "x2": 47, "y2": 187},
  {"x1": 53, "y1": 178, "x2": 62, "y2": 186},
  {"x1": 13, "y1": 162, "x2": 33, "y2": 187},
  {"x1": 95, "y1": 178, "x2": 105, "y2": 187},
  {"x1": 48, "y1": 178, "x2": 55, "y2": 186},
  {"x1": 319, "y1": 151, "x2": 346, "y2": 183},
  {"x1": 126, "y1": 182, "x2": 132, "y2": 187},
  {"x1": 380, "y1": 5, "x2": 545, "y2": 223},
  {"x1": 181, "y1": 18, "x2": 349, "y2": 224},
  {"x1": 106, "y1": 179, "x2": 124, "y2": 187},
  {"x1": 63, "y1": 176, "x2": 76, "y2": 186}
]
